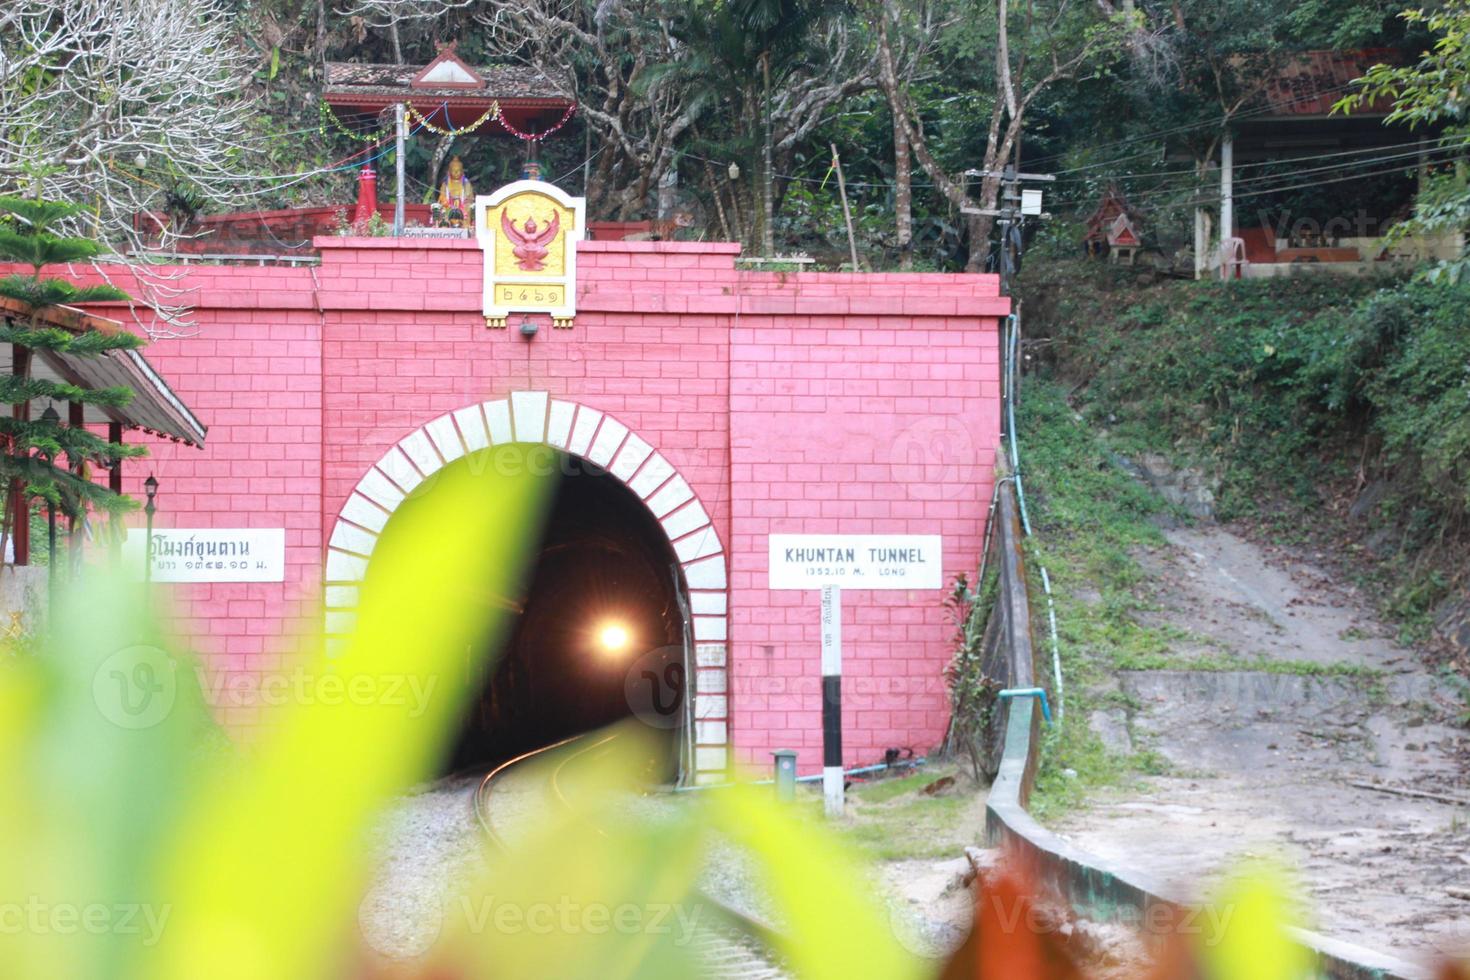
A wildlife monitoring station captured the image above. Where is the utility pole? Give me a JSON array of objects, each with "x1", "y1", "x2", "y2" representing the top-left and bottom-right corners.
[
  {"x1": 394, "y1": 103, "x2": 406, "y2": 236},
  {"x1": 961, "y1": 167, "x2": 1055, "y2": 296}
]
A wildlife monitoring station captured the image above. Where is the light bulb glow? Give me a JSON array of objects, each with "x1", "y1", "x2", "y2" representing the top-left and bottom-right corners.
[{"x1": 598, "y1": 623, "x2": 630, "y2": 653}]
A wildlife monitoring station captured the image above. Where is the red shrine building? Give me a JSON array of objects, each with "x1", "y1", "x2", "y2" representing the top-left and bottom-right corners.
[{"x1": 12, "y1": 50, "x2": 1008, "y2": 785}]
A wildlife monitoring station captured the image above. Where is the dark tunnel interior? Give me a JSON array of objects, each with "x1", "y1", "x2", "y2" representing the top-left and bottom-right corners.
[{"x1": 438, "y1": 449, "x2": 687, "y2": 776}]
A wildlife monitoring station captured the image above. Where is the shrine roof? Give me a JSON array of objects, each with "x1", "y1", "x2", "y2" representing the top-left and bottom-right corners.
[{"x1": 323, "y1": 61, "x2": 572, "y2": 106}]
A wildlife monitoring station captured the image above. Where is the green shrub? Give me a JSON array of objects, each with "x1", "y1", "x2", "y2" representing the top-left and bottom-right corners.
[{"x1": 1020, "y1": 261, "x2": 1470, "y2": 631}]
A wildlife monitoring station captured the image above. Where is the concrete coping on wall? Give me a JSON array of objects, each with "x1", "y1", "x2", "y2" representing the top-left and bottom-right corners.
[
  {"x1": 580, "y1": 241, "x2": 744, "y2": 254},
  {"x1": 315, "y1": 235, "x2": 477, "y2": 250},
  {"x1": 983, "y1": 483, "x2": 1431, "y2": 979},
  {"x1": 313, "y1": 236, "x2": 746, "y2": 254}
]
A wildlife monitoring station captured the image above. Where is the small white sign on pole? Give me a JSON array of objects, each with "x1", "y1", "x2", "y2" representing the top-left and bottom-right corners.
[
  {"x1": 767, "y1": 534, "x2": 943, "y2": 590},
  {"x1": 124, "y1": 528, "x2": 286, "y2": 583},
  {"x1": 770, "y1": 534, "x2": 944, "y2": 820},
  {"x1": 819, "y1": 585, "x2": 841, "y2": 676}
]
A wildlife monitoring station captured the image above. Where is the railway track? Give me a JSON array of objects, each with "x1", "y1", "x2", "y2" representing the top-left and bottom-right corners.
[{"x1": 473, "y1": 733, "x2": 790, "y2": 980}]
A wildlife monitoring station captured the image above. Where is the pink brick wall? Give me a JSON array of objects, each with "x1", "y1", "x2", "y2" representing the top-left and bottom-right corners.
[
  {"x1": 727, "y1": 303, "x2": 1003, "y2": 771},
  {"x1": 48, "y1": 239, "x2": 1005, "y2": 771},
  {"x1": 75, "y1": 265, "x2": 325, "y2": 731}
]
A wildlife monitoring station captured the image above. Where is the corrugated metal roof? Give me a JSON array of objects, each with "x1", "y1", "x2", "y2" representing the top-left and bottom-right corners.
[{"x1": 1, "y1": 297, "x2": 206, "y2": 448}]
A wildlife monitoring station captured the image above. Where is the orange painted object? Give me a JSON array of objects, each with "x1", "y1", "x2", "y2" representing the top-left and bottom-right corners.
[{"x1": 351, "y1": 167, "x2": 378, "y2": 227}]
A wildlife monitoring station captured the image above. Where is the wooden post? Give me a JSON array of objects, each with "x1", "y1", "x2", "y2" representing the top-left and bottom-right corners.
[
  {"x1": 68, "y1": 401, "x2": 83, "y2": 575},
  {"x1": 108, "y1": 423, "x2": 122, "y2": 495},
  {"x1": 8, "y1": 343, "x2": 31, "y2": 565},
  {"x1": 831, "y1": 144, "x2": 860, "y2": 272},
  {"x1": 108, "y1": 422, "x2": 123, "y2": 567}
]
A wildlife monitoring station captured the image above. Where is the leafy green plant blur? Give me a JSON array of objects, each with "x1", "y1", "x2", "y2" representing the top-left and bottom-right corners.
[
  {"x1": 0, "y1": 457, "x2": 925, "y2": 980},
  {"x1": 3, "y1": 449, "x2": 1461, "y2": 979}
]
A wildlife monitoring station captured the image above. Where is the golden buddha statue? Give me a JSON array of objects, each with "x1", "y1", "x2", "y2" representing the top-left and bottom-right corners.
[{"x1": 437, "y1": 156, "x2": 473, "y2": 227}]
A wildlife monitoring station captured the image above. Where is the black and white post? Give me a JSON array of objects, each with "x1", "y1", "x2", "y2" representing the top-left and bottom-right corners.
[
  {"x1": 820, "y1": 584, "x2": 843, "y2": 817},
  {"x1": 767, "y1": 533, "x2": 944, "y2": 820}
]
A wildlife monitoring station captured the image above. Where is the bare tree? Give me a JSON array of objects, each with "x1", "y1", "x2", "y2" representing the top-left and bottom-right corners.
[
  {"x1": 0, "y1": 0, "x2": 269, "y2": 333},
  {"x1": 474, "y1": 1, "x2": 709, "y2": 221},
  {"x1": 478, "y1": 1, "x2": 873, "y2": 234},
  {"x1": 334, "y1": 0, "x2": 472, "y2": 63},
  {"x1": 874, "y1": 0, "x2": 1126, "y2": 271},
  {"x1": 862, "y1": 1, "x2": 958, "y2": 268},
  {"x1": 764, "y1": 19, "x2": 878, "y2": 239}
]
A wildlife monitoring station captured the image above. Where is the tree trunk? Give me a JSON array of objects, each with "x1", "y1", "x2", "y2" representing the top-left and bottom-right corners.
[
  {"x1": 703, "y1": 160, "x2": 732, "y2": 240},
  {"x1": 873, "y1": 6, "x2": 912, "y2": 268},
  {"x1": 761, "y1": 53, "x2": 775, "y2": 257},
  {"x1": 747, "y1": 92, "x2": 764, "y2": 253},
  {"x1": 315, "y1": 0, "x2": 327, "y2": 74},
  {"x1": 728, "y1": 165, "x2": 747, "y2": 243},
  {"x1": 427, "y1": 136, "x2": 455, "y2": 204},
  {"x1": 893, "y1": 108, "x2": 912, "y2": 269}
]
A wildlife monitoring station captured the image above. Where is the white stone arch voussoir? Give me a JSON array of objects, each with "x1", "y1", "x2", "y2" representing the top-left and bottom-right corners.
[{"x1": 322, "y1": 391, "x2": 730, "y2": 782}]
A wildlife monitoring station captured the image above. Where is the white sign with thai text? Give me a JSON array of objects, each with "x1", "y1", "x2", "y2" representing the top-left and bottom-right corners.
[
  {"x1": 124, "y1": 528, "x2": 286, "y2": 583},
  {"x1": 768, "y1": 534, "x2": 943, "y2": 590}
]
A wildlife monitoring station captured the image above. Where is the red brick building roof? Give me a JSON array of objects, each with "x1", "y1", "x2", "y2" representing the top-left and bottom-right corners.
[{"x1": 1256, "y1": 49, "x2": 1404, "y2": 118}]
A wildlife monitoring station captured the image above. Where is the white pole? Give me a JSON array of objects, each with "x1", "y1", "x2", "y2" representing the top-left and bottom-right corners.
[
  {"x1": 820, "y1": 585, "x2": 843, "y2": 818},
  {"x1": 394, "y1": 103, "x2": 406, "y2": 236},
  {"x1": 1220, "y1": 136, "x2": 1234, "y2": 263},
  {"x1": 1194, "y1": 205, "x2": 1207, "y2": 280}
]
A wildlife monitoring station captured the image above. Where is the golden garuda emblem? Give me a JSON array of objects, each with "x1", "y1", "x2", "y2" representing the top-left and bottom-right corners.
[
  {"x1": 475, "y1": 180, "x2": 585, "y2": 329},
  {"x1": 501, "y1": 210, "x2": 561, "y2": 271}
]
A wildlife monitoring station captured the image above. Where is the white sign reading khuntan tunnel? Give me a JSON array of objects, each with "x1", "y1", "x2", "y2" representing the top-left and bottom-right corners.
[{"x1": 74, "y1": 217, "x2": 1009, "y2": 785}]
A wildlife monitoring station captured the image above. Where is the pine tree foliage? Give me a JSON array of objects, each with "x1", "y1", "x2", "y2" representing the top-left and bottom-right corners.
[{"x1": 0, "y1": 197, "x2": 147, "y2": 533}]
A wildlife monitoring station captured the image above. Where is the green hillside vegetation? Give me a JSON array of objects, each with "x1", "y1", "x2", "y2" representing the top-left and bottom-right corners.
[{"x1": 1019, "y1": 261, "x2": 1470, "y2": 657}]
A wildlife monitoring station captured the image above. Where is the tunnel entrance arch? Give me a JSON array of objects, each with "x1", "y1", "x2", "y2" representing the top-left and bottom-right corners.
[{"x1": 322, "y1": 391, "x2": 729, "y2": 784}]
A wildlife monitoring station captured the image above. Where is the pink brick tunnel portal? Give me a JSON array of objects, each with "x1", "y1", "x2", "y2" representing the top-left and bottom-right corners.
[{"x1": 91, "y1": 238, "x2": 1008, "y2": 782}]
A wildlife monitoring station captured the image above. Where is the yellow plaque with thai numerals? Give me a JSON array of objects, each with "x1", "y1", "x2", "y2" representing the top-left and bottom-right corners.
[
  {"x1": 475, "y1": 180, "x2": 585, "y2": 329},
  {"x1": 493, "y1": 283, "x2": 565, "y2": 307}
]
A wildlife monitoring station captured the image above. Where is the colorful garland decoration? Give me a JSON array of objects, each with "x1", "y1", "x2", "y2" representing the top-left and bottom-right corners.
[
  {"x1": 318, "y1": 102, "x2": 390, "y2": 144},
  {"x1": 323, "y1": 98, "x2": 578, "y2": 144},
  {"x1": 496, "y1": 102, "x2": 577, "y2": 142},
  {"x1": 405, "y1": 101, "x2": 578, "y2": 142},
  {"x1": 405, "y1": 101, "x2": 501, "y2": 137}
]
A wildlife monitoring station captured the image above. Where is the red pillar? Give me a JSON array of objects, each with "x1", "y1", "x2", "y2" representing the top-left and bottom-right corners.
[{"x1": 352, "y1": 167, "x2": 378, "y2": 226}]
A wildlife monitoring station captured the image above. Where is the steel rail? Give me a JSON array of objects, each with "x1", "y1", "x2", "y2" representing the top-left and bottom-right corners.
[
  {"x1": 470, "y1": 732, "x2": 790, "y2": 979},
  {"x1": 472, "y1": 733, "x2": 588, "y2": 854}
]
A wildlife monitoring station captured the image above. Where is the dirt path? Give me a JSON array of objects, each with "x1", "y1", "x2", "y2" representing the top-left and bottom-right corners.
[{"x1": 1055, "y1": 526, "x2": 1470, "y2": 962}]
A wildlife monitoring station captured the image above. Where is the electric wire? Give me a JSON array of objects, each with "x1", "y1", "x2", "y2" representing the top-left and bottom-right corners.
[
  {"x1": 1115, "y1": 145, "x2": 1465, "y2": 211},
  {"x1": 1034, "y1": 80, "x2": 1362, "y2": 172},
  {"x1": 1048, "y1": 134, "x2": 1470, "y2": 185}
]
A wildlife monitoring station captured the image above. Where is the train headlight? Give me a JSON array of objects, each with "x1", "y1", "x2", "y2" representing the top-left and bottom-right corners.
[{"x1": 597, "y1": 622, "x2": 630, "y2": 654}]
